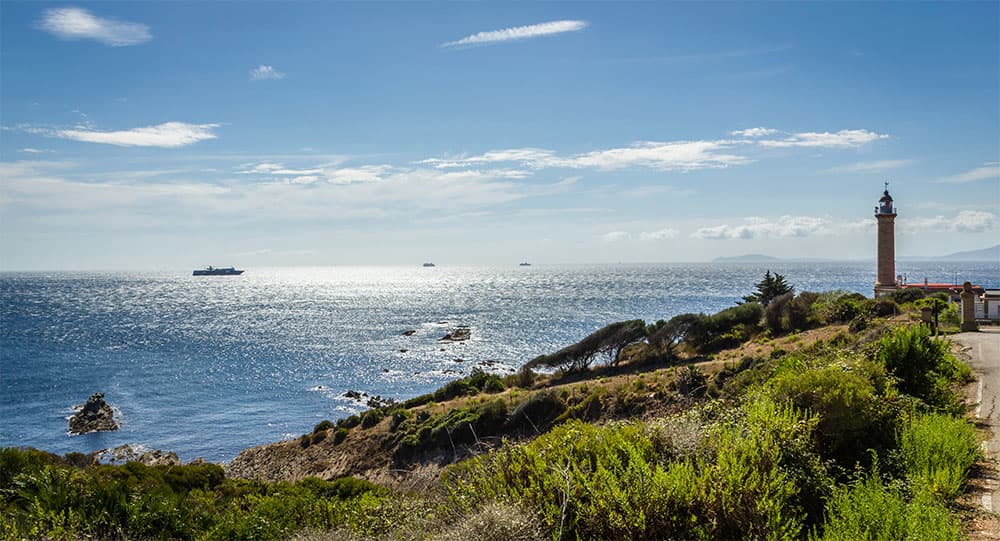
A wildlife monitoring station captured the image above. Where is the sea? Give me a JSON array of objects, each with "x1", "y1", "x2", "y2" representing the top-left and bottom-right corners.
[{"x1": 2, "y1": 262, "x2": 997, "y2": 463}]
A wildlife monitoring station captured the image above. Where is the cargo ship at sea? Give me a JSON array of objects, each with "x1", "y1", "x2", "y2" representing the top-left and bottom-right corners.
[{"x1": 193, "y1": 266, "x2": 244, "y2": 276}]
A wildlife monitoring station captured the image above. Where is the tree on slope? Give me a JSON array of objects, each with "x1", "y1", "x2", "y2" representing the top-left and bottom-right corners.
[{"x1": 742, "y1": 270, "x2": 793, "y2": 307}]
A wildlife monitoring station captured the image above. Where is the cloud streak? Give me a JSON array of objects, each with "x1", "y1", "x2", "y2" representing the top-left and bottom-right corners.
[
  {"x1": 39, "y1": 7, "x2": 151, "y2": 46},
  {"x1": 825, "y1": 159, "x2": 913, "y2": 173},
  {"x1": 757, "y1": 129, "x2": 888, "y2": 149},
  {"x1": 937, "y1": 164, "x2": 1000, "y2": 184},
  {"x1": 250, "y1": 65, "x2": 285, "y2": 80},
  {"x1": 56, "y1": 122, "x2": 219, "y2": 148},
  {"x1": 443, "y1": 20, "x2": 587, "y2": 47}
]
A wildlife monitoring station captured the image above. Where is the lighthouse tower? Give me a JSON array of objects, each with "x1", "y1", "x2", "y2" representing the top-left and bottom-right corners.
[{"x1": 874, "y1": 183, "x2": 899, "y2": 296}]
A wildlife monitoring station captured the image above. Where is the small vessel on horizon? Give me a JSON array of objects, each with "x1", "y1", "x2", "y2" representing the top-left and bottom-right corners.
[
  {"x1": 193, "y1": 266, "x2": 244, "y2": 276},
  {"x1": 422, "y1": 262, "x2": 436, "y2": 267},
  {"x1": 519, "y1": 262, "x2": 531, "y2": 266}
]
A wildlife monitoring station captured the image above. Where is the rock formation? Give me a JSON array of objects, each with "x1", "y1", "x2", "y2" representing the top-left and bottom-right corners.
[
  {"x1": 439, "y1": 327, "x2": 471, "y2": 342},
  {"x1": 68, "y1": 392, "x2": 119, "y2": 434}
]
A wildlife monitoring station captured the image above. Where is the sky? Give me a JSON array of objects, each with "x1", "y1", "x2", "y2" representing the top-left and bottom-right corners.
[{"x1": 1, "y1": 1, "x2": 998, "y2": 270}]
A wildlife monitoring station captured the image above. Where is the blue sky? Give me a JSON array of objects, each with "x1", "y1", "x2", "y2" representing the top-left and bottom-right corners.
[{"x1": 1, "y1": 1, "x2": 997, "y2": 270}]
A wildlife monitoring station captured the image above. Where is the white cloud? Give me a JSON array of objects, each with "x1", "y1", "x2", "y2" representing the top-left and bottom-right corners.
[
  {"x1": 937, "y1": 164, "x2": 1000, "y2": 184},
  {"x1": 238, "y1": 162, "x2": 322, "y2": 176},
  {"x1": 692, "y1": 215, "x2": 827, "y2": 240},
  {"x1": 826, "y1": 159, "x2": 913, "y2": 173},
  {"x1": 56, "y1": 122, "x2": 219, "y2": 148},
  {"x1": 639, "y1": 228, "x2": 679, "y2": 241},
  {"x1": 902, "y1": 211, "x2": 997, "y2": 233},
  {"x1": 321, "y1": 165, "x2": 393, "y2": 185},
  {"x1": 39, "y1": 7, "x2": 151, "y2": 46},
  {"x1": 18, "y1": 148, "x2": 46, "y2": 154},
  {"x1": 730, "y1": 127, "x2": 779, "y2": 138},
  {"x1": 553, "y1": 141, "x2": 749, "y2": 171},
  {"x1": 250, "y1": 65, "x2": 285, "y2": 80},
  {"x1": 419, "y1": 148, "x2": 556, "y2": 169},
  {"x1": 757, "y1": 129, "x2": 888, "y2": 149},
  {"x1": 422, "y1": 141, "x2": 749, "y2": 172},
  {"x1": 443, "y1": 20, "x2": 587, "y2": 47},
  {"x1": 600, "y1": 231, "x2": 629, "y2": 242}
]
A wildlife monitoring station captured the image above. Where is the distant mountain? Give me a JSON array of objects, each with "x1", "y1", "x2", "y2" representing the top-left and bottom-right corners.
[
  {"x1": 936, "y1": 244, "x2": 1000, "y2": 261},
  {"x1": 713, "y1": 254, "x2": 781, "y2": 263},
  {"x1": 898, "y1": 244, "x2": 1000, "y2": 261}
]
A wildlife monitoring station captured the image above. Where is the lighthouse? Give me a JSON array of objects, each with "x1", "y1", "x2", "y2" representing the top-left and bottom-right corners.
[{"x1": 874, "y1": 183, "x2": 899, "y2": 296}]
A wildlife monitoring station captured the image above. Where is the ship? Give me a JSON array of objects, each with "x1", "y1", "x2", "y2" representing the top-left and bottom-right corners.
[
  {"x1": 519, "y1": 262, "x2": 531, "y2": 266},
  {"x1": 422, "y1": 262, "x2": 436, "y2": 267},
  {"x1": 193, "y1": 266, "x2": 244, "y2": 276}
]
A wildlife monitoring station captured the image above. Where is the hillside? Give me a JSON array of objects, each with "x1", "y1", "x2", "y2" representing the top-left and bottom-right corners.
[{"x1": 2, "y1": 286, "x2": 984, "y2": 540}]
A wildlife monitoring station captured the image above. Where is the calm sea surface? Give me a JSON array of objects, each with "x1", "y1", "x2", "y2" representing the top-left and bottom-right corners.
[{"x1": 2, "y1": 262, "x2": 997, "y2": 462}]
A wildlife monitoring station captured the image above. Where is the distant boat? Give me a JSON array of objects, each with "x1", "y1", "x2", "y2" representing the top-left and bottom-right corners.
[
  {"x1": 193, "y1": 266, "x2": 244, "y2": 276},
  {"x1": 422, "y1": 262, "x2": 436, "y2": 267},
  {"x1": 519, "y1": 262, "x2": 531, "y2": 266}
]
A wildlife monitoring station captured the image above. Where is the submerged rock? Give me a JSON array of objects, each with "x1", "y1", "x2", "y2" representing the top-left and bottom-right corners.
[{"x1": 68, "y1": 392, "x2": 119, "y2": 434}]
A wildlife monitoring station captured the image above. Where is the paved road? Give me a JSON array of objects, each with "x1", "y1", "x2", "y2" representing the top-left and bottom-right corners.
[{"x1": 953, "y1": 328, "x2": 1000, "y2": 515}]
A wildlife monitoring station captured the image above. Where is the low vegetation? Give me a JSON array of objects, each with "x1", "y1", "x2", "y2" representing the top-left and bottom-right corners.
[{"x1": 1, "y1": 273, "x2": 982, "y2": 540}]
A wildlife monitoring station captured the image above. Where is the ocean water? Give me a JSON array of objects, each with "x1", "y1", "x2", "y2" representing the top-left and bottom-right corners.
[{"x1": 1, "y1": 262, "x2": 997, "y2": 462}]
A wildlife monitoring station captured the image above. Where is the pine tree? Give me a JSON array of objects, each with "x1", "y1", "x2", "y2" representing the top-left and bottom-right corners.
[{"x1": 742, "y1": 270, "x2": 793, "y2": 306}]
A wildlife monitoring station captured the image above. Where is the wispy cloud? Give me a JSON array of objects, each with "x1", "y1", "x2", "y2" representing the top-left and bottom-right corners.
[
  {"x1": 757, "y1": 129, "x2": 888, "y2": 149},
  {"x1": 39, "y1": 7, "x2": 151, "y2": 46},
  {"x1": 730, "y1": 127, "x2": 779, "y2": 138},
  {"x1": 639, "y1": 228, "x2": 679, "y2": 241},
  {"x1": 443, "y1": 20, "x2": 587, "y2": 48},
  {"x1": 55, "y1": 122, "x2": 219, "y2": 148},
  {"x1": 419, "y1": 128, "x2": 888, "y2": 174},
  {"x1": 693, "y1": 216, "x2": 827, "y2": 240},
  {"x1": 825, "y1": 159, "x2": 913, "y2": 173},
  {"x1": 18, "y1": 148, "x2": 47, "y2": 154},
  {"x1": 937, "y1": 163, "x2": 1000, "y2": 184},
  {"x1": 250, "y1": 65, "x2": 285, "y2": 80},
  {"x1": 599, "y1": 231, "x2": 629, "y2": 243},
  {"x1": 422, "y1": 141, "x2": 749, "y2": 172}
]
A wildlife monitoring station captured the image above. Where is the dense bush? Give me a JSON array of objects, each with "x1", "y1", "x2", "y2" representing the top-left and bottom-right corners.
[
  {"x1": 814, "y1": 474, "x2": 960, "y2": 541},
  {"x1": 767, "y1": 359, "x2": 897, "y2": 471},
  {"x1": 899, "y1": 413, "x2": 979, "y2": 500},
  {"x1": 0, "y1": 448, "x2": 393, "y2": 541},
  {"x1": 876, "y1": 325, "x2": 971, "y2": 412},
  {"x1": 812, "y1": 291, "x2": 871, "y2": 324},
  {"x1": 446, "y1": 397, "x2": 829, "y2": 540},
  {"x1": 890, "y1": 288, "x2": 926, "y2": 305},
  {"x1": 670, "y1": 303, "x2": 764, "y2": 353}
]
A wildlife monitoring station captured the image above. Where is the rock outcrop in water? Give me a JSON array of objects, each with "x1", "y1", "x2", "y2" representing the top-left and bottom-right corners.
[
  {"x1": 439, "y1": 326, "x2": 471, "y2": 342},
  {"x1": 68, "y1": 392, "x2": 119, "y2": 434}
]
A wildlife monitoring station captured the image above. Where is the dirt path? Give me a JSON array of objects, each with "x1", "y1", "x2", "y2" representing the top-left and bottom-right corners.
[{"x1": 953, "y1": 328, "x2": 1000, "y2": 538}]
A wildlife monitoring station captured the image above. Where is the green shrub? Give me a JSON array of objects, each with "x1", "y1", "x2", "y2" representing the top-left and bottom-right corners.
[
  {"x1": 767, "y1": 360, "x2": 897, "y2": 472},
  {"x1": 313, "y1": 420, "x2": 334, "y2": 433},
  {"x1": 872, "y1": 298, "x2": 898, "y2": 317},
  {"x1": 876, "y1": 325, "x2": 970, "y2": 412},
  {"x1": 525, "y1": 320, "x2": 647, "y2": 372},
  {"x1": 332, "y1": 428, "x2": 349, "y2": 445},
  {"x1": 899, "y1": 413, "x2": 979, "y2": 500},
  {"x1": 814, "y1": 474, "x2": 959, "y2": 541},
  {"x1": 311, "y1": 431, "x2": 327, "y2": 445},
  {"x1": 890, "y1": 288, "x2": 925, "y2": 305}
]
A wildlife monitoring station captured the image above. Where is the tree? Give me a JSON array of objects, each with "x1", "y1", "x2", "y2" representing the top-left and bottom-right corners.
[
  {"x1": 742, "y1": 270, "x2": 793, "y2": 306},
  {"x1": 525, "y1": 320, "x2": 647, "y2": 372}
]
